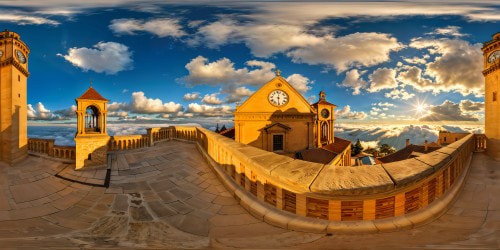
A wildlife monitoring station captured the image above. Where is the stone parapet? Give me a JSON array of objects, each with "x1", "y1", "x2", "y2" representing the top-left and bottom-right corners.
[{"x1": 163, "y1": 126, "x2": 476, "y2": 226}]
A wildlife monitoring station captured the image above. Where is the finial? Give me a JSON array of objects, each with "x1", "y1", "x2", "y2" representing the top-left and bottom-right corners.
[
  {"x1": 275, "y1": 69, "x2": 281, "y2": 76},
  {"x1": 89, "y1": 79, "x2": 93, "y2": 87}
]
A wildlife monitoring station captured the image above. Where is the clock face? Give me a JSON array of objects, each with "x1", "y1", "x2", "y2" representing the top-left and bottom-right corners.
[
  {"x1": 16, "y1": 50, "x2": 26, "y2": 64},
  {"x1": 488, "y1": 50, "x2": 500, "y2": 63},
  {"x1": 321, "y1": 109, "x2": 330, "y2": 118},
  {"x1": 268, "y1": 89, "x2": 288, "y2": 106}
]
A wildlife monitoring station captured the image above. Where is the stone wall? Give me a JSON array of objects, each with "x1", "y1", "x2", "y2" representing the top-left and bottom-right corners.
[{"x1": 163, "y1": 126, "x2": 480, "y2": 223}]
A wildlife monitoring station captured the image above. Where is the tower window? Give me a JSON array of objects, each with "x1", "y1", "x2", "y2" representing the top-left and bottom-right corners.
[
  {"x1": 18, "y1": 75, "x2": 20, "y2": 81},
  {"x1": 494, "y1": 92, "x2": 497, "y2": 102},
  {"x1": 273, "y1": 134, "x2": 284, "y2": 152}
]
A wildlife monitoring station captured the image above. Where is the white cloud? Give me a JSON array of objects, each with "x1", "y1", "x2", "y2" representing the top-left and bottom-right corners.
[
  {"x1": 373, "y1": 102, "x2": 396, "y2": 107},
  {"x1": 201, "y1": 93, "x2": 223, "y2": 105},
  {"x1": 335, "y1": 105, "x2": 367, "y2": 120},
  {"x1": 28, "y1": 102, "x2": 59, "y2": 120},
  {"x1": 183, "y1": 92, "x2": 200, "y2": 101},
  {"x1": 181, "y1": 56, "x2": 276, "y2": 86},
  {"x1": 129, "y1": 91, "x2": 183, "y2": 114},
  {"x1": 53, "y1": 105, "x2": 77, "y2": 118},
  {"x1": 287, "y1": 32, "x2": 403, "y2": 73},
  {"x1": 384, "y1": 88, "x2": 415, "y2": 100},
  {"x1": 0, "y1": 12, "x2": 59, "y2": 25},
  {"x1": 187, "y1": 103, "x2": 233, "y2": 117},
  {"x1": 368, "y1": 68, "x2": 398, "y2": 93},
  {"x1": 57, "y1": 41, "x2": 133, "y2": 74},
  {"x1": 107, "y1": 92, "x2": 183, "y2": 115},
  {"x1": 285, "y1": 74, "x2": 313, "y2": 94},
  {"x1": 409, "y1": 38, "x2": 483, "y2": 96},
  {"x1": 419, "y1": 100, "x2": 479, "y2": 121},
  {"x1": 340, "y1": 69, "x2": 367, "y2": 95},
  {"x1": 402, "y1": 56, "x2": 427, "y2": 65},
  {"x1": 109, "y1": 18, "x2": 185, "y2": 38},
  {"x1": 426, "y1": 26, "x2": 468, "y2": 37},
  {"x1": 222, "y1": 86, "x2": 254, "y2": 103}
]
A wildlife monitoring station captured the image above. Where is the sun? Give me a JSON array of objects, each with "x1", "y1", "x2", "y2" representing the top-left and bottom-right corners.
[{"x1": 412, "y1": 99, "x2": 428, "y2": 117}]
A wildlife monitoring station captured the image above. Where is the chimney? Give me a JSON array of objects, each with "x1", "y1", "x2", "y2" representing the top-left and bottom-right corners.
[
  {"x1": 405, "y1": 139, "x2": 410, "y2": 147},
  {"x1": 424, "y1": 140, "x2": 428, "y2": 151}
]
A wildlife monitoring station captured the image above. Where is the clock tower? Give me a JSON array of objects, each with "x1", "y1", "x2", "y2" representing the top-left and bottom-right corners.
[
  {"x1": 311, "y1": 91, "x2": 336, "y2": 147},
  {"x1": 482, "y1": 32, "x2": 500, "y2": 160},
  {"x1": 0, "y1": 30, "x2": 29, "y2": 165}
]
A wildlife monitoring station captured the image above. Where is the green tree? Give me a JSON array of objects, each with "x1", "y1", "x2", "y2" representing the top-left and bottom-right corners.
[
  {"x1": 351, "y1": 139, "x2": 364, "y2": 156},
  {"x1": 379, "y1": 143, "x2": 396, "y2": 156}
]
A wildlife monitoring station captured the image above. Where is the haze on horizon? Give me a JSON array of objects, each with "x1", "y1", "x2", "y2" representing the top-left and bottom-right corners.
[{"x1": 1, "y1": 1, "x2": 497, "y2": 128}]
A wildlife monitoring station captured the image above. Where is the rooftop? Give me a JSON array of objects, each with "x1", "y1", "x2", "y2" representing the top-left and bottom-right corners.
[
  {"x1": 1, "y1": 140, "x2": 499, "y2": 248},
  {"x1": 77, "y1": 86, "x2": 108, "y2": 101}
]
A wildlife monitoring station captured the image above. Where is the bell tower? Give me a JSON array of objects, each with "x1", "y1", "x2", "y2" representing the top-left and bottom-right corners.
[
  {"x1": 74, "y1": 86, "x2": 110, "y2": 169},
  {"x1": 311, "y1": 91, "x2": 336, "y2": 147},
  {"x1": 0, "y1": 30, "x2": 30, "y2": 165},
  {"x1": 482, "y1": 32, "x2": 500, "y2": 160}
]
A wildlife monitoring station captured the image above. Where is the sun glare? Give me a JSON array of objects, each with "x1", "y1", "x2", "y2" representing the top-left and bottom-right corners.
[{"x1": 413, "y1": 99, "x2": 428, "y2": 117}]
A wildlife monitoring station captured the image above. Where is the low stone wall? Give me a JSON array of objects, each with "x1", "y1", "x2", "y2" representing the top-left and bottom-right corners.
[
  {"x1": 28, "y1": 138, "x2": 75, "y2": 162},
  {"x1": 108, "y1": 134, "x2": 149, "y2": 151},
  {"x1": 160, "y1": 126, "x2": 478, "y2": 226}
]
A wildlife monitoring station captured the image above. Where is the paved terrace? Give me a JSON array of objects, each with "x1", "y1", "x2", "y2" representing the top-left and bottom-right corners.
[{"x1": 0, "y1": 140, "x2": 498, "y2": 249}]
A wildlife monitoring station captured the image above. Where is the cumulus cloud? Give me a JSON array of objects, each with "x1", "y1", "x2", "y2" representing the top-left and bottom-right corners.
[
  {"x1": 397, "y1": 65, "x2": 434, "y2": 92},
  {"x1": 53, "y1": 105, "x2": 77, "y2": 118},
  {"x1": 187, "y1": 103, "x2": 233, "y2": 117},
  {"x1": 409, "y1": 38, "x2": 483, "y2": 96},
  {"x1": 57, "y1": 41, "x2": 133, "y2": 74},
  {"x1": 109, "y1": 18, "x2": 185, "y2": 38},
  {"x1": 335, "y1": 105, "x2": 367, "y2": 120},
  {"x1": 107, "y1": 91, "x2": 183, "y2": 115},
  {"x1": 287, "y1": 32, "x2": 403, "y2": 73},
  {"x1": 368, "y1": 68, "x2": 398, "y2": 93},
  {"x1": 181, "y1": 56, "x2": 276, "y2": 87},
  {"x1": 201, "y1": 93, "x2": 223, "y2": 105},
  {"x1": 285, "y1": 74, "x2": 313, "y2": 94},
  {"x1": 183, "y1": 92, "x2": 200, "y2": 101},
  {"x1": 340, "y1": 69, "x2": 367, "y2": 95},
  {"x1": 222, "y1": 86, "x2": 254, "y2": 103},
  {"x1": 402, "y1": 56, "x2": 427, "y2": 65},
  {"x1": 28, "y1": 102, "x2": 59, "y2": 120},
  {"x1": 373, "y1": 102, "x2": 396, "y2": 107},
  {"x1": 459, "y1": 99, "x2": 484, "y2": 112},
  {"x1": 384, "y1": 88, "x2": 415, "y2": 100},
  {"x1": 419, "y1": 100, "x2": 479, "y2": 121}
]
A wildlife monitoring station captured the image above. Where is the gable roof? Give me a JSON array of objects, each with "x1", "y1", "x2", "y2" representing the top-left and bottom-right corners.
[
  {"x1": 322, "y1": 137, "x2": 352, "y2": 154},
  {"x1": 235, "y1": 76, "x2": 315, "y2": 114},
  {"x1": 77, "y1": 86, "x2": 108, "y2": 101}
]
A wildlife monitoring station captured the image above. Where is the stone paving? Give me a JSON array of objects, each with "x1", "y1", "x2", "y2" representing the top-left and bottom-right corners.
[{"x1": 0, "y1": 140, "x2": 498, "y2": 249}]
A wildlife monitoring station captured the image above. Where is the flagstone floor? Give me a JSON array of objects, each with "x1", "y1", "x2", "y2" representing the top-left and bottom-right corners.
[{"x1": 0, "y1": 140, "x2": 498, "y2": 249}]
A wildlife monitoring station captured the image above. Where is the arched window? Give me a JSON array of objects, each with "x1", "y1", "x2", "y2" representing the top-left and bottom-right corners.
[
  {"x1": 321, "y1": 122, "x2": 329, "y2": 142},
  {"x1": 85, "y1": 105, "x2": 100, "y2": 133}
]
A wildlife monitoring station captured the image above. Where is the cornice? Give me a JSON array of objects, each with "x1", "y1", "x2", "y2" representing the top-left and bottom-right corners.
[{"x1": 0, "y1": 58, "x2": 29, "y2": 77}]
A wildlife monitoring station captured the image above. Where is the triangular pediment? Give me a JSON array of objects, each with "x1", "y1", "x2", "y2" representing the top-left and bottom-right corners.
[
  {"x1": 263, "y1": 122, "x2": 291, "y2": 132},
  {"x1": 235, "y1": 76, "x2": 314, "y2": 114}
]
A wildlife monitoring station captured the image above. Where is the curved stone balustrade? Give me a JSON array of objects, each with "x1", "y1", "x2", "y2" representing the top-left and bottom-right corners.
[
  {"x1": 163, "y1": 126, "x2": 476, "y2": 225},
  {"x1": 28, "y1": 138, "x2": 75, "y2": 162},
  {"x1": 52, "y1": 146, "x2": 76, "y2": 160},
  {"x1": 108, "y1": 135, "x2": 149, "y2": 151},
  {"x1": 27, "y1": 138, "x2": 54, "y2": 156}
]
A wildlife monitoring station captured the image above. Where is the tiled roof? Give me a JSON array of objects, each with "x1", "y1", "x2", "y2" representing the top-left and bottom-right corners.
[
  {"x1": 322, "y1": 137, "x2": 352, "y2": 154},
  {"x1": 77, "y1": 86, "x2": 108, "y2": 101},
  {"x1": 378, "y1": 144, "x2": 442, "y2": 163},
  {"x1": 298, "y1": 148, "x2": 337, "y2": 164},
  {"x1": 219, "y1": 127, "x2": 235, "y2": 139},
  {"x1": 311, "y1": 99, "x2": 337, "y2": 108}
]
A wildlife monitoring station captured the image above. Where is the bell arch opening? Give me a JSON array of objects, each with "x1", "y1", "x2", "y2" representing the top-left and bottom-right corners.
[{"x1": 85, "y1": 105, "x2": 101, "y2": 133}]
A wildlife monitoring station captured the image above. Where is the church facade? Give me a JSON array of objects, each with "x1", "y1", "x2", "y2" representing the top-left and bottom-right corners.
[{"x1": 234, "y1": 71, "x2": 351, "y2": 166}]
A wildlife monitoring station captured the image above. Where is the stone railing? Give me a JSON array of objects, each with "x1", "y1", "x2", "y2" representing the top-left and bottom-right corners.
[
  {"x1": 474, "y1": 134, "x2": 487, "y2": 151},
  {"x1": 108, "y1": 134, "x2": 149, "y2": 151},
  {"x1": 161, "y1": 126, "x2": 476, "y2": 230},
  {"x1": 28, "y1": 138, "x2": 54, "y2": 156},
  {"x1": 53, "y1": 145, "x2": 76, "y2": 160},
  {"x1": 28, "y1": 138, "x2": 75, "y2": 162}
]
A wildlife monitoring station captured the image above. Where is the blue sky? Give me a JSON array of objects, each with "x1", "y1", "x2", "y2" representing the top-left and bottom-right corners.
[{"x1": 1, "y1": 1, "x2": 498, "y2": 127}]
